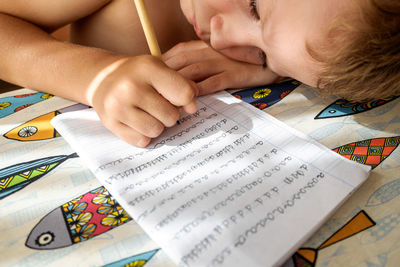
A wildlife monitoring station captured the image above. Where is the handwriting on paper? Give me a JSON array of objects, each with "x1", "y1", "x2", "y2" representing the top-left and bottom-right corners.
[{"x1": 52, "y1": 91, "x2": 370, "y2": 267}]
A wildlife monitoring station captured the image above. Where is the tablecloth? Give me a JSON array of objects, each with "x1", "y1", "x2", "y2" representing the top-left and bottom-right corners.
[{"x1": 1, "y1": 80, "x2": 399, "y2": 266}]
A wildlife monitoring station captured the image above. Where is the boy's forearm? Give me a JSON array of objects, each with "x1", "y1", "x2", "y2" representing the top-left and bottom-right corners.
[{"x1": 0, "y1": 12, "x2": 124, "y2": 105}]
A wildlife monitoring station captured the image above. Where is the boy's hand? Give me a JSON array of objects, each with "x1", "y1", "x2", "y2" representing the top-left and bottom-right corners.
[
  {"x1": 87, "y1": 55, "x2": 198, "y2": 147},
  {"x1": 162, "y1": 40, "x2": 280, "y2": 95}
]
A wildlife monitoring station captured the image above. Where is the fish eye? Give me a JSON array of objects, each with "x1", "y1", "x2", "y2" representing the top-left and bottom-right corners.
[
  {"x1": 35, "y1": 231, "x2": 55, "y2": 246},
  {"x1": 18, "y1": 126, "x2": 38, "y2": 137}
]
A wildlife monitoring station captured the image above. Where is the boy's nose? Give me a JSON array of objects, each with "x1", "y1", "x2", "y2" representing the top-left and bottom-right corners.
[
  {"x1": 209, "y1": 15, "x2": 231, "y2": 50},
  {"x1": 209, "y1": 14, "x2": 256, "y2": 51}
]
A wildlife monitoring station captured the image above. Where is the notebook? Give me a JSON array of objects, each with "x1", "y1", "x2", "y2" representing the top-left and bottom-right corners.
[{"x1": 51, "y1": 91, "x2": 370, "y2": 267}]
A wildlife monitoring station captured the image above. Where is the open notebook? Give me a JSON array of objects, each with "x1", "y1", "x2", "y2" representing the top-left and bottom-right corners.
[{"x1": 51, "y1": 91, "x2": 370, "y2": 267}]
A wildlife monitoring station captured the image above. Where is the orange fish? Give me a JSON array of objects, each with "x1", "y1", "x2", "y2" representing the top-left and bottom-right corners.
[{"x1": 285, "y1": 211, "x2": 375, "y2": 267}]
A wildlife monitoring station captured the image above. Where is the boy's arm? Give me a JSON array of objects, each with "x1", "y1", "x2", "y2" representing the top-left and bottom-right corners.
[
  {"x1": 0, "y1": 0, "x2": 123, "y2": 105},
  {"x1": 0, "y1": 1, "x2": 198, "y2": 147},
  {"x1": 0, "y1": 0, "x2": 111, "y2": 32}
]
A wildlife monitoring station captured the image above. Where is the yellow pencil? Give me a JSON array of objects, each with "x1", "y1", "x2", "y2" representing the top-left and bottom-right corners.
[{"x1": 133, "y1": 0, "x2": 162, "y2": 58}]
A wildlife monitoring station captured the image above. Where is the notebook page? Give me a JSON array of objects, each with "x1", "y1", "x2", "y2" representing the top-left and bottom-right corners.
[{"x1": 52, "y1": 91, "x2": 370, "y2": 267}]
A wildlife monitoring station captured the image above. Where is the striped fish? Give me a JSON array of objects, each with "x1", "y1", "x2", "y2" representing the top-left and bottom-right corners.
[{"x1": 0, "y1": 153, "x2": 78, "y2": 200}]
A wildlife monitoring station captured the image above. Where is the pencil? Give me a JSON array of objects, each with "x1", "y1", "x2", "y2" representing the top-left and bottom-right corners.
[{"x1": 133, "y1": 0, "x2": 162, "y2": 58}]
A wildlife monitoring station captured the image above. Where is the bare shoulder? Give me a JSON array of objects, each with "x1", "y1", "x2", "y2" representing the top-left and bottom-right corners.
[{"x1": 0, "y1": 0, "x2": 112, "y2": 31}]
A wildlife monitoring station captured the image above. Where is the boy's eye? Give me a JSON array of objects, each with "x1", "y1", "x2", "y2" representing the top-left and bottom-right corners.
[
  {"x1": 259, "y1": 50, "x2": 267, "y2": 68},
  {"x1": 249, "y1": 0, "x2": 260, "y2": 20}
]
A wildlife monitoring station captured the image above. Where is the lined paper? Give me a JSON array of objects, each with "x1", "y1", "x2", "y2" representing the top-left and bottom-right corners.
[{"x1": 52, "y1": 91, "x2": 370, "y2": 267}]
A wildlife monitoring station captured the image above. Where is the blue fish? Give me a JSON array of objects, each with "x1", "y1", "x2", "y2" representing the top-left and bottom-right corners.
[
  {"x1": 366, "y1": 179, "x2": 400, "y2": 207},
  {"x1": 104, "y1": 249, "x2": 159, "y2": 267},
  {"x1": 0, "y1": 92, "x2": 53, "y2": 119},
  {"x1": 232, "y1": 80, "x2": 301, "y2": 110},
  {"x1": 315, "y1": 96, "x2": 400, "y2": 119},
  {"x1": 0, "y1": 153, "x2": 78, "y2": 200},
  {"x1": 361, "y1": 212, "x2": 400, "y2": 244}
]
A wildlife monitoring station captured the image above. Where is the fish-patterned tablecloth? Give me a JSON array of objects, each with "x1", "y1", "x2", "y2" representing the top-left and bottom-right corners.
[{"x1": 1, "y1": 81, "x2": 399, "y2": 267}]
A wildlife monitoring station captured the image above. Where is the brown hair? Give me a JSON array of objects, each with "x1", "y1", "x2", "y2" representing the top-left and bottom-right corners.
[{"x1": 310, "y1": 0, "x2": 400, "y2": 101}]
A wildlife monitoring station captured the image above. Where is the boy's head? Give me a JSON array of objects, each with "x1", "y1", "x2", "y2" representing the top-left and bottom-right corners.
[
  {"x1": 312, "y1": 0, "x2": 400, "y2": 101},
  {"x1": 180, "y1": 0, "x2": 400, "y2": 101}
]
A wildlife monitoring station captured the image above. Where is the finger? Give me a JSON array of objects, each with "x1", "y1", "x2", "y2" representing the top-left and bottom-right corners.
[
  {"x1": 162, "y1": 40, "x2": 209, "y2": 61},
  {"x1": 118, "y1": 106, "x2": 165, "y2": 138},
  {"x1": 110, "y1": 122, "x2": 152, "y2": 147},
  {"x1": 164, "y1": 47, "x2": 218, "y2": 71},
  {"x1": 145, "y1": 59, "x2": 198, "y2": 108},
  {"x1": 178, "y1": 59, "x2": 224, "y2": 82},
  {"x1": 181, "y1": 79, "x2": 198, "y2": 114},
  {"x1": 219, "y1": 46, "x2": 265, "y2": 65},
  {"x1": 126, "y1": 83, "x2": 182, "y2": 127},
  {"x1": 182, "y1": 99, "x2": 197, "y2": 114},
  {"x1": 241, "y1": 66, "x2": 282, "y2": 86},
  {"x1": 197, "y1": 72, "x2": 231, "y2": 95},
  {"x1": 197, "y1": 66, "x2": 280, "y2": 95}
]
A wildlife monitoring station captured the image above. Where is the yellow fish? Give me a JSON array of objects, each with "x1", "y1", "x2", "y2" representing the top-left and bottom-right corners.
[{"x1": 4, "y1": 104, "x2": 89, "y2": 141}]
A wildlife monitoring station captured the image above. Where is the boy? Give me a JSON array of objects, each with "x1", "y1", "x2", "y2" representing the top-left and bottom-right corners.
[{"x1": 0, "y1": 0, "x2": 398, "y2": 147}]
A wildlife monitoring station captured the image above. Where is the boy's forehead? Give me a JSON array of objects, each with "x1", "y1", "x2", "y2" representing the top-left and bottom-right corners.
[
  {"x1": 305, "y1": 1, "x2": 363, "y2": 52},
  {"x1": 256, "y1": 0, "x2": 362, "y2": 86}
]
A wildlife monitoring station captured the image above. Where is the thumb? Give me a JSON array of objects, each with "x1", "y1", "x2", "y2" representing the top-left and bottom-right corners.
[{"x1": 182, "y1": 80, "x2": 198, "y2": 114}]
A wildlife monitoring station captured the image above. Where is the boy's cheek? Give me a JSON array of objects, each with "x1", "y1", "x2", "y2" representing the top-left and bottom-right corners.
[{"x1": 179, "y1": 0, "x2": 193, "y2": 25}]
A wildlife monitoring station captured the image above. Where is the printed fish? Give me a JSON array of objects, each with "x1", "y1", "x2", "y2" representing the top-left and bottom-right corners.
[
  {"x1": 4, "y1": 103, "x2": 89, "y2": 141},
  {"x1": 0, "y1": 153, "x2": 78, "y2": 200},
  {"x1": 361, "y1": 211, "x2": 400, "y2": 245},
  {"x1": 284, "y1": 210, "x2": 375, "y2": 267},
  {"x1": 332, "y1": 136, "x2": 400, "y2": 169},
  {"x1": 232, "y1": 80, "x2": 301, "y2": 110},
  {"x1": 315, "y1": 95, "x2": 400, "y2": 119},
  {"x1": 0, "y1": 92, "x2": 53, "y2": 119},
  {"x1": 26, "y1": 186, "x2": 133, "y2": 250},
  {"x1": 366, "y1": 178, "x2": 400, "y2": 207},
  {"x1": 104, "y1": 249, "x2": 159, "y2": 267}
]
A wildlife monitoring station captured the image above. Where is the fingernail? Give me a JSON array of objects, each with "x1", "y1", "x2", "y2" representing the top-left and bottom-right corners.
[{"x1": 186, "y1": 100, "x2": 197, "y2": 114}]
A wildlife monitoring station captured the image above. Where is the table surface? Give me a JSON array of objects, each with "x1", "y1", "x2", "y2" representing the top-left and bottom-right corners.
[{"x1": 1, "y1": 81, "x2": 400, "y2": 267}]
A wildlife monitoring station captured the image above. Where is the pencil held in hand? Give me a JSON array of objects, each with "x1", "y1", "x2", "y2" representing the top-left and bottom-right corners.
[
  {"x1": 133, "y1": 0, "x2": 197, "y2": 116},
  {"x1": 133, "y1": 0, "x2": 162, "y2": 58}
]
